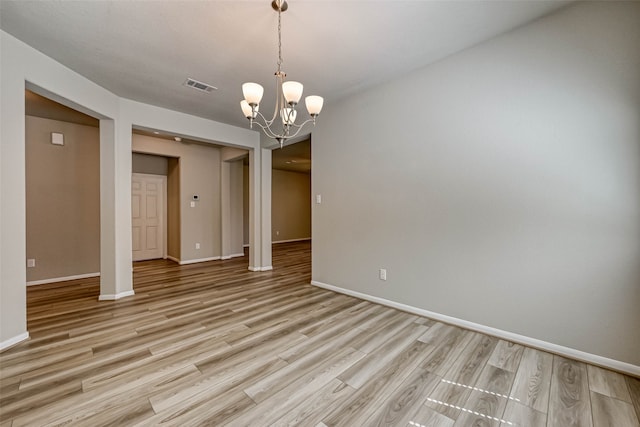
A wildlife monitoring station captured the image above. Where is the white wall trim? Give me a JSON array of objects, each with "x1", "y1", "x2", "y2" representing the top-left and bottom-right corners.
[
  {"x1": 179, "y1": 256, "x2": 221, "y2": 265},
  {"x1": 0, "y1": 332, "x2": 30, "y2": 352},
  {"x1": 98, "y1": 290, "x2": 135, "y2": 301},
  {"x1": 27, "y1": 272, "x2": 100, "y2": 286},
  {"x1": 248, "y1": 266, "x2": 273, "y2": 272},
  {"x1": 243, "y1": 238, "x2": 311, "y2": 248},
  {"x1": 221, "y1": 253, "x2": 245, "y2": 260},
  {"x1": 273, "y1": 237, "x2": 311, "y2": 244},
  {"x1": 168, "y1": 254, "x2": 244, "y2": 263},
  {"x1": 311, "y1": 280, "x2": 640, "y2": 377}
]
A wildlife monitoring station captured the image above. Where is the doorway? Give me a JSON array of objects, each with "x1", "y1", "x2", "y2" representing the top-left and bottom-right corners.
[
  {"x1": 270, "y1": 138, "x2": 311, "y2": 245},
  {"x1": 25, "y1": 90, "x2": 101, "y2": 285},
  {"x1": 131, "y1": 173, "x2": 166, "y2": 261}
]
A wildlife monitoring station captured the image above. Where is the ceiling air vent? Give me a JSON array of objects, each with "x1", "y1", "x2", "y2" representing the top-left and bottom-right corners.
[{"x1": 183, "y1": 78, "x2": 217, "y2": 93}]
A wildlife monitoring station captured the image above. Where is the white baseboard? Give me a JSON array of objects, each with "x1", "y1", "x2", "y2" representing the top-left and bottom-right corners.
[
  {"x1": 0, "y1": 332, "x2": 29, "y2": 352},
  {"x1": 248, "y1": 266, "x2": 273, "y2": 272},
  {"x1": 99, "y1": 290, "x2": 135, "y2": 301},
  {"x1": 27, "y1": 272, "x2": 100, "y2": 286},
  {"x1": 311, "y1": 280, "x2": 640, "y2": 377},
  {"x1": 273, "y1": 238, "x2": 311, "y2": 244},
  {"x1": 221, "y1": 253, "x2": 245, "y2": 260},
  {"x1": 166, "y1": 256, "x2": 180, "y2": 263},
  {"x1": 242, "y1": 239, "x2": 310, "y2": 248},
  {"x1": 179, "y1": 256, "x2": 221, "y2": 265}
]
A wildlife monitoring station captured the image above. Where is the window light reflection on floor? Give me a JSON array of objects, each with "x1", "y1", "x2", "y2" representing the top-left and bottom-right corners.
[{"x1": 409, "y1": 378, "x2": 519, "y2": 427}]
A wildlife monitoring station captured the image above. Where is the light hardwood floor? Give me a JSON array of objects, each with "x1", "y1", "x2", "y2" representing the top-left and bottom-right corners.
[{"x1": 1, "y1": 241, "x2": 639, "y2": 426}]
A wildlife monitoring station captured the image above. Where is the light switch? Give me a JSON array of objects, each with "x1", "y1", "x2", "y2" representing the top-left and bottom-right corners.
[{"x1": 190, "y1": 201, "x2": 196, "y2": 208}]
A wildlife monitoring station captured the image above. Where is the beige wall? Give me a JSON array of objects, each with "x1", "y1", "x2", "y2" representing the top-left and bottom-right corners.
[
  {"x1": 272, "y1": 169, "x2": 311, "y2": 242},
  {"x1": 26, "y1": 116, "x2": 100, "y2": 282},
  {"x1": 26, "y1": 124, "x2": 234, "y2": 276},
  {"x1": 132, "y1": 152, "x2": 168, "y2": 175},
  {"x1": 312, "y1": 1, "x2": 640, "y2": 368},
  {"x1": 243, "y1": 165, "x2": 311, "y2": 245},
  {"x1": 132, "y1": 134, "x2": 222, "y2": 261}
]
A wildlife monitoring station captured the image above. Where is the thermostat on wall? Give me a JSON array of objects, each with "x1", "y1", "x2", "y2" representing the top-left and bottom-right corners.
[{"x1": 192, "y1": 195, "x2": 199, "y2": 201}]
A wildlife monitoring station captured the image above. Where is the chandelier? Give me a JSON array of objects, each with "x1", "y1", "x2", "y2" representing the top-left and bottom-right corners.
[{"x1": 240, "y1": 0, "x2": 324, "y2": 148}]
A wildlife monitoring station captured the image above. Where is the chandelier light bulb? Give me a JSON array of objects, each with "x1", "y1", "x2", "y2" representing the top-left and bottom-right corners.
[
  {"x1": 242, "y1": 83, "x2": 264, "y2": 106},
  {"x1": 282, "y1": 81, "x2": 303, "y2": 105},
  {"x1": 305, "y1": 95, "x2": 324, "y2": 117},
  {"x1": 240, "y1": 100, "x2": 257, "y2": 119}
]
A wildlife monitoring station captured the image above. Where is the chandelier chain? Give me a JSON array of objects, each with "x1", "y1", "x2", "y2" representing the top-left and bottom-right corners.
[{"x1": 277, "y1": 3, "x2": 283, "y2": 72}]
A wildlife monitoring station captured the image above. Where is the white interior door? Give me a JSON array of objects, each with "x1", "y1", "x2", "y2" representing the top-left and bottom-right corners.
[{"x1": 132, "y1": 173, "x2": 166, "y2": 261}]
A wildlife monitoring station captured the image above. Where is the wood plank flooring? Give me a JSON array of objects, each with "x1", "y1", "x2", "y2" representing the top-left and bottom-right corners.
[{"x1": 1, "y1": 241, "x2": 639, "y2": 426}]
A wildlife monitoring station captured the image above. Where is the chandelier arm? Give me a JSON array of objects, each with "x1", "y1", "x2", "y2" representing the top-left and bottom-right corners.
[
  {"x1": 251, "y1": 113, "x2": 315, "y2": 142},
  {"x1": 253, "y1": 110, "x2": 278, "y2": 129},
  {"x1": 252, "y1": 116, "x2": 279, "y2": 139},
  {"x1": 282, "y1": 126, "x2": 303, "y2": 140},
  {"x1": 252, "y1": 109, "x2": 290, "y2": 140},
  {"x1": 276, "y1": 119, "x2": 316, "y2": 140},
  {"x1": 285, "y1": 118, "x2": 316, "y2": 130},
  {"x1": 252, "y1": 120, "x2": 281, "y2": 140}
]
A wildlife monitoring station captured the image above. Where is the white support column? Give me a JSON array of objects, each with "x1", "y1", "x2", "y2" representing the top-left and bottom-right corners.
[
  {"x1": 220, "y1": 160, "x2": 232, "y2": 259},
  {"x1": 99, "y1": 118, "x2": 134, "y2": 300},
  {"x1": 260, "y1": 147, "x2": 273, "y2": 270},
  {"x1": 229, "y1": 161, "x2": 244, "y2": 256},
  {"x1": 248, "y1": 146, "x2": 272, "y2": 271},
  {"x1": 248, "y1": 148, "x2": 262, "y2": 271},
  {"x1": 0, "y1": 66, "x2": 28, "y2": 349}
]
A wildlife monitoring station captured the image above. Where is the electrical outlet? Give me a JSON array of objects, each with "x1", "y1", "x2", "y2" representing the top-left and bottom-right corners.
[
  {"x1": 27, "y1": 259, "x2": 36, "y2": 268},
  {"x1": 195, "y1": 243, "x2": 200, "y2": 249},
  {"x1": 379, "y1": 268, "x2": 387, "y2": 281},
  {"x1": 276, "y1": 231, "x2": 280, "y2": 236}
]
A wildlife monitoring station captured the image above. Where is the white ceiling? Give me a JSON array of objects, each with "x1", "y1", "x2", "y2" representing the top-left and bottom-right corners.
[{"x1": 1, "y1": 1, "x2": 570, "y2": 130}]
